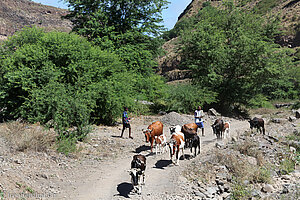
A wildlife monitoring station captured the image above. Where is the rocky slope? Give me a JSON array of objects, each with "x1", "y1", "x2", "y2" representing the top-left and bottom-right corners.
[
  {"x1": 158, "y1": 0, "x2": 300, "y2": 81},
  {"x1": 0, "y1": 0, "x2": 72, "y2": 40}
]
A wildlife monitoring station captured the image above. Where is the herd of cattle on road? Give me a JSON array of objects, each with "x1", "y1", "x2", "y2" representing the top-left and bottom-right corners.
[{"x1": 128, "y1": 117, "x2": 266, "y2": 194}]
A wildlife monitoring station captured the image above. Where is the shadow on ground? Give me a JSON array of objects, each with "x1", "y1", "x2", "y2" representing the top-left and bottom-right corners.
[
  {"x1": 115, "y1": 182, "x2": 133, "y2": 198},
  {"x1": 134, "y1": 145, "x2": 151, "y2": 153},
  {"x1": 154, "y1": 159, "x2": 172, "y2": 169}
]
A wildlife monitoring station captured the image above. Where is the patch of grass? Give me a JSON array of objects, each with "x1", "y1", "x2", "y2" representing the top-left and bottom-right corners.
[
  {"x1": 231, "y1": 178, "x2": 252, "y2": 200},
  {"x1": 279, "y1": 159, "x2": 295, "y2": 175},
  {"x1": 56, "y1": 136, "x2": 77, "y2": 156},
  {"x1": 183, "y1": 161, "x2": 216, "y2": 184},
  {"x1": 0, "y1": 121, "x2": 56, "y2": 152},
  {"x1": 255, "y1": 167, "x2": 272, "y2": 183},
  {"x1": 253, "y1": 0, "x2": 280, "y2": 15},
  {"x1": 234, "y1": 138, "x2": 257, "y2": 156},
  {"x1": 25, "y1": 186, "x2": 34, "y2": 194},
  {"x1": 0, "y1": 190, "x2": 4, "y2": 200}
]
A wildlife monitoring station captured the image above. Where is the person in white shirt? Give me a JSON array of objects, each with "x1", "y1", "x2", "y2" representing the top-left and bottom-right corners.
[{"x1": 194, "y1": 106, "x2": 205, "y2": 136}]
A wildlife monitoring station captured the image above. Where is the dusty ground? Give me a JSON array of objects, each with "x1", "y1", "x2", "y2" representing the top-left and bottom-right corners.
[{"x1": 0, "y1": 109, "x2": 299, "y2": 200}]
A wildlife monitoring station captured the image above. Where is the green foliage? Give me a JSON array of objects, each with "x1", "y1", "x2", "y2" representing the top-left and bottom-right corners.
[
  {"x1": 256, "y1": 167, "x2": 272, "y2": 183},
  {"x1": 63, "y1": 0, "x2": 168, "y2": 66},
  {"x1": 231, "y1": 178, "x2": 252, "y2": 200},
  {"x1": 180, "y1": 3, "x2": 296, "y2": 108},
  {"x1": 0, "y1": 27, "x2": 140, "y2": 136},
  {"x1": 56, "y1": 135, "x2": 77, "y2": 156},
  {"x1": 253, "y1": 0, "x2": 280, "y2": 15},
  {"x1": 162, "y1": 16, "x2": 196, "y2": 41},
  {"x1": 164, "y1": 83, "x2": 217, "y2": 113},
  {"x1": 64, "y1": 0, "x2": 169, "y2": 39},
  {"x1": 279, "y1": 159, "x2": 295, "y2": 175},
  {"x1": 248, "y1": 94, "x2": 274, "y2": 109}
]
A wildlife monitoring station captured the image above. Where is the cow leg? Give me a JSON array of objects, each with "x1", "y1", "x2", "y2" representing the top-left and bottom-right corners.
[
  {"x1": 142, "y1": 172, "x2": 145, "y2": 185},
  {"x1": 175, "y1": 148, "x2": 179, "y2": 165},
  {"x1": 150, "y1": 138, "x2": 154, "y2": 153},
  {"x1": 138, "y1": 175, "x2": 142, "y2": 194},
  {"x1": 198, "y1": 138, "x2": 201, "y2": 155}
]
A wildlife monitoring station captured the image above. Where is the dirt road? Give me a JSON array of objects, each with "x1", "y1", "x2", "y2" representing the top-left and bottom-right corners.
[{"x1": 58, "y1": 116, "x2": 250, "y2": 200}]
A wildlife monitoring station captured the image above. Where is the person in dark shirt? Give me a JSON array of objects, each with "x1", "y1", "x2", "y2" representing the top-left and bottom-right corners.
[{"x1": 120, "y1": 107, "x2": 133, "y2": 139}]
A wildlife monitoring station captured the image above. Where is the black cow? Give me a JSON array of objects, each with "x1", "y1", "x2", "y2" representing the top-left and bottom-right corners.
[
  {"x1": 128, "y1": 155, "x2": 146, "y2": 194},
  {"x1": 212, "y1": 119, "x2": 224, "y2": 139},
  {"x1": 190, "y1": 135, "x2": 201, "y2": 157},
  {"x1": 248, "y1": 117, "x2": 265, "y2": 135}
]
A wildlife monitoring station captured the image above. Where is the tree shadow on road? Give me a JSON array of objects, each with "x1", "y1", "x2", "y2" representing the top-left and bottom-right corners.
[
  {"x1": 116, "y1": 182, "x2": 133, "y2": 198},
  {"x1": 153, "y1": 159, "x2": 172, "y2": 169}
]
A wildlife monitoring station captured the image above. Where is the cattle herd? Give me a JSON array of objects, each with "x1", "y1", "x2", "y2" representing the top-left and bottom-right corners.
[{"x1": 128, "y1": 117, "x2": 265, "y2": 195}]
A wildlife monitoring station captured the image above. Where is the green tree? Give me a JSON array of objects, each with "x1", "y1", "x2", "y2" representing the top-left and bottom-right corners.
[
  {"x1": 180, "y1": 3, "x2": 295, "y2": 108},
  {"x1": 63, "y1": 0, "x2": 169, "y2": 40},
  {"x1": 63, "y1": 0, "x2": 168, "y2": 101},
  {"x1": 0, "y1": 27, "x2": 137, "y2": 136}
]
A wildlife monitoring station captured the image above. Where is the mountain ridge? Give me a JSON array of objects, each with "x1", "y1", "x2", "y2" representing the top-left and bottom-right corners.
[{"x1": 0, "y1": 0, "x2": 72, "y2": 40}]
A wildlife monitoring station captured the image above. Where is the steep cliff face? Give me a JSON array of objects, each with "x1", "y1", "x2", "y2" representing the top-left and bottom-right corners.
[
  {"x1": 0, "y1": 0, "x2": 72, "y2": 40},
  {"x1": 158, "y1": 0, "x2": 300, "y2": 82}
]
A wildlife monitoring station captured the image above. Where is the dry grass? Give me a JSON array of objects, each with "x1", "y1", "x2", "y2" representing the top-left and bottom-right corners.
[
  {"x1": 183, "y1": 161, "x2": 216, "y2": 183},
  {"x1": 215, "y1": 150, "x2": 271, "y2": 184},
  {"x1": 234, "y1": 137, "x2": 266, "y2": 166},
  {"x1": 0, "y1": 121, "x2": 56, "y2": 152}
]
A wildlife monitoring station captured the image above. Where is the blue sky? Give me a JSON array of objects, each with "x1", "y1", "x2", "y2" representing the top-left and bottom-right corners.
[{"x1": 31, "y1": 0, "x2": 192, "y2": 30}]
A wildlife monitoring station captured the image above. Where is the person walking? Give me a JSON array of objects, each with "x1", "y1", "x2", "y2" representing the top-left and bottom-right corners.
[
  {"x1": 195, "y1": 106, "x2": 205, "y2": 136},
  {"x1": 121, "y1": 107, "x2": 133, "y2": 139}
]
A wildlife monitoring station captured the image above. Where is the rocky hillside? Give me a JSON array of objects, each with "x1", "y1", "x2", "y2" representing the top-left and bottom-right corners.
[
  {"x1": 0, "y1": 0, "x2": 72, "y2": 40},
  {"x1": 159, "y1": 0, "x2": 300, "y2": 82}
]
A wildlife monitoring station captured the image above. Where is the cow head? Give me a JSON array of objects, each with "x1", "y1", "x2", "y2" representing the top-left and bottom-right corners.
[
  {"x1": 143, "y1": 128, "x2": 152, "y2": 143},
  {"x1": 169, "y1": 125, "x2": 182, "y2": 134},
  {"x1": 248, "y1": 119, "x2": 256, "y2": 129},
  {"x1": 169, "y1": 126, "x2": 176, "y2": 134},
  {"x1": 128, "y1": 168, "x2": 142, "y2": 187}
]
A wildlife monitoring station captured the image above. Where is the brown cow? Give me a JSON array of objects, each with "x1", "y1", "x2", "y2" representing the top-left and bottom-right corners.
[
  {"x1": 223, "y1": 122, "x2": 230, "y2": 139},
  {"x1": 167, "y1": 132, "x2": 185, "y2": 165},
  {"x1": 143, "y1": 121, "x2": 163, "y2": 153},
  {"x1": 181, "y1": 123, "x2": 198, "y2": 148}
]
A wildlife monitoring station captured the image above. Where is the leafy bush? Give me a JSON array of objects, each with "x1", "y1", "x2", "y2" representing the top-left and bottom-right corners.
[
  {"x1": 0, "y1": 27, "x2": 140, "y2": 136},
  {"x1": 248, "y1": 94, "x2": 273, "y2": 109},
  {"x1": 164, "y1": 83, "x2": 217, "y2": 113},
  {"x1": 253, "y1": 0, "x2": 280, "y2": 15},
  {"x1": 180, "y1": 2, "x2": 296, "y2": 108}
]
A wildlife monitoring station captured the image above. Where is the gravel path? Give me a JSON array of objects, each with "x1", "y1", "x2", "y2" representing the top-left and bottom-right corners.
[{"x1": 58, "y1": 114, "x2": 250, "y2": 200}]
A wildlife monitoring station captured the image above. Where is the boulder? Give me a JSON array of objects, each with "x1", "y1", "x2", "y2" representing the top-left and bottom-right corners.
[
  {"x1": 262, "y1": 184, "x2": 274, "y2": 193},
  {"x1": 271, "y1": 118, "x2": 286, "y2": 123},
  {"x1": 247, "y1": 156, "x2": 257, "y2": 166},
  {"x1": 289, "y1": 116, "x2": 297, "y2": 122},
  {"x1": 296, "y1": 109, "x2": 300, "y2": 118},
  {"x1": 208, "y1": 108, "x2": 220, "y2": 116}
]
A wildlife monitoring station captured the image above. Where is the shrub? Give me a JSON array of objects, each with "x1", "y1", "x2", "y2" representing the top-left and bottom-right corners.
[
  {"x1": 164, "y1": 83, "x2": 217, "y2": 113},
  {"x1": 231, "y1": 178, "x2": 251, "y2": 200},
  {"x1": 0, "y1": 27, "x2": 140, "y2": 136}
]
